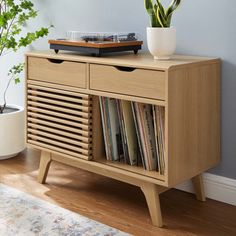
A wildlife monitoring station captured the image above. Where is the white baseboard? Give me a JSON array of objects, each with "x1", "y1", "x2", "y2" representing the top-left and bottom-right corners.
[{"x1": 176, "y1": 173, "x2": 236, "y2": 206}]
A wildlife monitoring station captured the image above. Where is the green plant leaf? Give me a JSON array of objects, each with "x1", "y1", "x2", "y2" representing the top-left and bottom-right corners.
[
  {"x1": 156, "y1": 0, "x2": 168, "y2": 27},
  {"x1": 0, "y1": 0, "x2": 52, "y2": 112},
  {"x1": 0, "y1": 0, "x2": 51, "y2": 56},
  {"x1": 166, "y1": 0, "x2": 181, "y2": 18},
  {"x1": 156, "y1": 0, "x2": 166, "y2": 18},
  {"x1": 8, "y1": 63, "x2": 24, "y2": 84},
  {"x1": 145, "y1": 0, "x2": 181, "y2": 27},
  {"x1": 144, "y1": 0, "x2": 162, "y2": 27}
]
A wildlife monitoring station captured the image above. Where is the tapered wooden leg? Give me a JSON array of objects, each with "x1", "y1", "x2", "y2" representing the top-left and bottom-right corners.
[
  {"x1": 141, "y1": 183, "x2": 167, "y2": 227},
  {"x1": 192, "y1": 174, "x2": 206, "y2": 201},
  {"x1": 37, "y1": 151, "x2": 52, "y2": 184}
]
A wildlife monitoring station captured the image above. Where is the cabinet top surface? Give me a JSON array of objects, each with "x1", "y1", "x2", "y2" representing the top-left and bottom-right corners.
[{"x1": 26, "y1": 50, "x2": 219, "y2": 70}]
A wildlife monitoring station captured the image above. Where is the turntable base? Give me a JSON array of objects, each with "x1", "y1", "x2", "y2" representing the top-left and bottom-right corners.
[{"x1": 49, "y1": 39, "x2": 143, "y2": 56}]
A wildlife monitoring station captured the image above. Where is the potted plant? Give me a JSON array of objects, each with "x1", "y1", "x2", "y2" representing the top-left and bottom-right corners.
[
  {"x1": 144, "y1": 0, "x2": 181, "y2": 60},
  {"x1": 0, "y1": 0, "x2": 51, "y2": 160}
]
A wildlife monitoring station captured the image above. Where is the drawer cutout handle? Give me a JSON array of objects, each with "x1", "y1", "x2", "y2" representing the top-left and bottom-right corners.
[
  {"x1": 47, "y1": 58, "x2": 64, "y2": 64},
  {"x1": 114, "y1": 66, "x2": 136, "y2": 72}
]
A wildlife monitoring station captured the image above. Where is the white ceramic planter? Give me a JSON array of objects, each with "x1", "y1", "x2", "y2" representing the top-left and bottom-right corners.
[
  {"x1": 147, "y1": 27, "x2": 176, "y2": 60},
  {"x1": 0, "y1": 104, "x2": 25, "y2": 160}
]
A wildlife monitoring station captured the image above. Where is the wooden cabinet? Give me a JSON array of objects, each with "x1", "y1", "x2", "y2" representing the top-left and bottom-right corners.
[{"x1": 25, "y1": 52, "x2": 221, "y2": 227}]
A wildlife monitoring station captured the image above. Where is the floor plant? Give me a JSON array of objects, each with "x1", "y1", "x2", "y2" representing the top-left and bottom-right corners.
[
  {"x1": 0, "y1": 0, "x2": 51, "y2": 113},
  {"x1": 0, "y1": 0, "x2": 51, "y2": 159}
]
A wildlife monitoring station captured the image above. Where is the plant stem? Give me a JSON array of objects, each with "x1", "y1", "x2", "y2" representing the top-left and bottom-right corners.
[{"x1": 0, "y1": 75, "x2": 12, "y2": 114}]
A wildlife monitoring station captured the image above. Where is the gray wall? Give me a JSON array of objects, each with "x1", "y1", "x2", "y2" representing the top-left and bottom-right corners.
[{"x1": 4, "y1": 0, "x2": 236, "y2": 179}]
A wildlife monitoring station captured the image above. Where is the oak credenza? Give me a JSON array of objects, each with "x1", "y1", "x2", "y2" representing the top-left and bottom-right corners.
[{"x1": 25, "y1": 51, "x2": 220, "y2": 227}]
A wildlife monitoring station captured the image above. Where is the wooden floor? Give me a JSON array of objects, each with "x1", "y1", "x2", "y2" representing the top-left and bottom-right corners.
[{"x1": 0, "y1": 149, "x2": 235, "y2": 236}]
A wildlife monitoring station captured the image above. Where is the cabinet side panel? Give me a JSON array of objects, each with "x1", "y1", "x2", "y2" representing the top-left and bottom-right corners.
[
  {"x1": 25, "y1": 56, "x2": 29, "y2": 145},
  {"x1": 167, "y1": 62, "x2": 221, "y2": 187}
]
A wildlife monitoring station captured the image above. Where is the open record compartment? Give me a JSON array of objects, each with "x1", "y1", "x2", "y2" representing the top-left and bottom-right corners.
[{"x1": 49, "y1": 32, "x2": 143, "y2": 56}]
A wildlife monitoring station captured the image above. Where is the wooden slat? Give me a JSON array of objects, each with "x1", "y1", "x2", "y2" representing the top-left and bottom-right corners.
[
  {"x1": 28, "y1": 122, "x2": 90, "y2": 142},
  {"x1": 27, "y1": 95, "x2": 89, "y2": 112},
  {"x1": 27, "y1": 117, "x2": 90, "y2": 136},
  {"x1": 27, "y1": 80, "x2": 93, "y2": 162},
  {"x1": 28, "y1": 83, "x2": 89, "y2": 99},
  {"x1": 97, "y1": 159, "x2": 166, "y2": 181},
  {"x1": 28, "y1": 140, "x2": 90, "y2": 160},
  {"x1": 28, "y1": 134, "x2": 90, "y2": 155},
  {"x1": 87, "y1": 89, "x2": 166, "y2": 106},
  {"x1": 28, "y1": 101, "x2": 90, "y2": 118},
  {"x1": 27, "y1": 106, "x2": 89, "y2": 124},
  {"x1": 28, "y1": 90, "x2": 90, "y2": 105},
  {"x1": 27, "y1": 79, "x2": 89, "y2": 97},
  {"x1": 28, "y1": 128, "x2": 90, "y2": 149},
  {"x1": 27, "y1": 79, "x2": 166, "y2": 106},
  {"x1": 28, "y1": 124, "x2": 89, "y2": 143},
  {"x1": 27, "y1": 112, "x2": 90, "y2": 131}
]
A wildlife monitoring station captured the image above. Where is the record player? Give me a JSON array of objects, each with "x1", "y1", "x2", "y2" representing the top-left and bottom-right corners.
[{"x1": 49, "y1": 32, "x2": 143, "y2": 56}]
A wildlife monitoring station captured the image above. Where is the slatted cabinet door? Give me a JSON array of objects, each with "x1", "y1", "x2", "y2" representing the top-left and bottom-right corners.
[{"x1": 26, "y1": 83, "x2": 93, "y2": 160}]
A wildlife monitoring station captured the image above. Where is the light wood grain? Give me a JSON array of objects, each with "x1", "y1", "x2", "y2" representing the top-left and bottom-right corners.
[
  {"x1": 28, "y1": 134, "x2": 91, "y2": 155},
  {"x1": 27, "y1": 147, "x2": 166, "y2": 186},
  {"x1": 26, "y1": 51, "x2": 219, "y2": 71},
  {"x1": 27, "y1": 95, "x2": 89, "y2": 111},
  {"x1": 28, "y1": 123, "x2": 90, "y2": 142},
  {"x1": 27, "y1": 101, "x2": 90, "y2": 118},
  {"x1": 27, "y1": 117, "x2": 90, "y2": 137},
  {"x1": 192, "y1": 174, "x2": 206, "y2": 201},
  {"x1": 25, "y1": 55, "x2": 29, "y2": 145},
  {"x1": 141, "y1": 183, "x2": 168, "y2": 227},
  {"x1": 90, "y1": 64, "x2": 166, "y2": 100},
  {"x1": 37, "y1": 151, "x2": 52, "y2": 184},
  {"x1": 27, "y1": 83, "x2": 93, "y2": 161},
  {"x1": 28, "y1": 83, "x2": 89, "y2": 99},
  {"x1": 39, "y1": 151, "x2": 167, "y2": 186},
  {"x1": 28, "y1": 141, "x2": 90, "y2": 160},
  {"x1": 27, "y1": 79, "x2": 166, "y2": 106},
  {"x1": 167, "y1": 61, "x2": 221, "y2": 187},
  {"x1": 97, "y1": 159, "x2": 166, "y2": 181},
  {"x1": 27, "y1": 106, "x2": 89, "y2": 124},
  {"x1": 27, "y1": 112, "x2": 90, "y2": 131},
  {"x1": 25, "y1": 52, "x2": 221, "y2": 228},
  {"x1": 28, "y1": 57, "x2": 86, "y2": 88},
  {"x1": 28, "y1": 129, "x2": 90, "y2": 149},
  {"x1": 28, "y1": 90, "x2": 90, "y2": 105}
]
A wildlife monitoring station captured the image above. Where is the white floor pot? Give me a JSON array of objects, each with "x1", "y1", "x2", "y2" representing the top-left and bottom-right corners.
[
  {"x1": 0, "y1": 104, "x2": 25, "y2": 160},
  {"x1": 147, "y1": 27, "x2": 176, "y2": 60}
]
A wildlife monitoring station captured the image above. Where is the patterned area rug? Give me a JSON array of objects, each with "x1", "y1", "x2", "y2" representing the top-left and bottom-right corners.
[{"x1": 0, "y1": 184, "x2": 129, "y2": 236}]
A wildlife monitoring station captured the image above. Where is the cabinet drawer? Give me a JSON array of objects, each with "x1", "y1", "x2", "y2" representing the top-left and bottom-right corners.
[
  {"x1": 90, "y1": 64, "x2": 166, "y2": 100},
  {"x1": 28, "y1": 57, "x2": 86, "y2": 88}
]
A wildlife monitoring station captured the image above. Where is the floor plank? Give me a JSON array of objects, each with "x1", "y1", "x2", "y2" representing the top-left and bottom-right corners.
[{"x1": 0, "y1": 149, "x2": 236, "y2": 236}]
